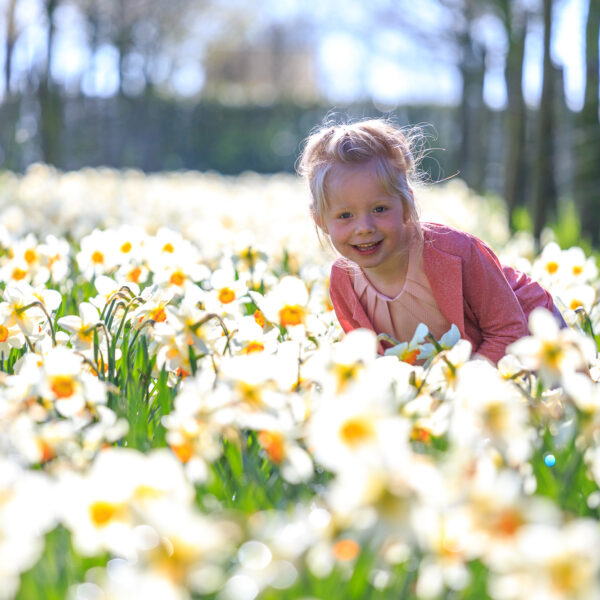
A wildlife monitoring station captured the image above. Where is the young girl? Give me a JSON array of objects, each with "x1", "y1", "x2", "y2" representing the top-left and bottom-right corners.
[{"x1": 297, "y1": 118, "x2": 565, "y2": 364}]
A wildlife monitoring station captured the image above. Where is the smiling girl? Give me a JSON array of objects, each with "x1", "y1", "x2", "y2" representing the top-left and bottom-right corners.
[{"x1": 298, "y1": 118, "x2": 565, "y2": 363}]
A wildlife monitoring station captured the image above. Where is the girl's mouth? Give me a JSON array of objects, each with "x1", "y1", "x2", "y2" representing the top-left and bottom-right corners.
[{"x1": 353, "y1": 240, "x2": 382, "y2": 254}]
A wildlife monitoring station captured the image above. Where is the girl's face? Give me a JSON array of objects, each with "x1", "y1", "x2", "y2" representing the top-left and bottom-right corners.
[{"x1": 320, "y1": 162, "x2": 411, "y2": 285}]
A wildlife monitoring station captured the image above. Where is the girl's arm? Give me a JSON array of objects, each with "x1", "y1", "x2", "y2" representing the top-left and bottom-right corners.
[
  {"x1": 329, "y1": 261, "x2": 374, "y2": 333},
  {"x1": 462, "y1": 237, "x2": 530, "y2": 363}
]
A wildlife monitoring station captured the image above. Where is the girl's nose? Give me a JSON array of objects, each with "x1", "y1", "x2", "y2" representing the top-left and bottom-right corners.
[{"x1": 355, "y1": 214, "x2": 375, "y2": 234}]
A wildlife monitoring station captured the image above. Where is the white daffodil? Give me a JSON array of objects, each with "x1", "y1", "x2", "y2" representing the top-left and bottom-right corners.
[
  {"x1": 0, "y1": 302, "x2": 25, "y2": 352},
  {"x1": 58, "y1": 301, "x2": 102, "y2": 351},
  {"x1": 562, "y1": 372, "x2": 600, "y2": 415},
  {"x1": 38, "y1": 233, "x2": 71, "y2": 283},
  {"x1": 256, "y1": 425, "x2": 314, "y2": 484},
  {"x1": 90, "y1": 274, "x2": 140, "y2": 313},
  {"x1": 384, "y1": 322, "x2": 430, "y2": 365},
  {"x1": 562, "y1": 246, "x2": 598, "y2": 285},
  {"x1": 0, "y1": 459, "x2": 57, "y2": 599},
  {"x1": 1, "y1": 281, "x2": 46, "y2": 337},
  {"x1": 449, "y1": 360, "x2": 532, "y2": 466},
  {"x1": 111, "y1": 224, "x2": 148, "y2": 266},
  {"x1": 508, "y1": 307, "x2": 595, "y2": 386},
  {"x1": 76, "y1": 229, "x2": 119, "y2": 278},
  {"x1": 130, "y1": 286, "x2": 175, "y2": 330},
  {"x1": 251, "y1": 275, "x2": 310, "y2": 332},
  {"x1": 38, "y1": 346, "x2": 107, "y2": 418},
  {"x1": 229, "y1": 315, "x2": 279, "y2": 356},
  {"x1": 307, "y1": 368, "x2": 410, "y2": 475},
  {"x1": 531, "y1": 241, "x2": 565, "y2": 288},
  {"x1": 559, "y1": 282, "x2": 597, "y2": 314},
  {"x1": 59, "y1": 448, "x2": 196, "y2": 559},
  {"x1": 488, "y1": 519, "x2": 600, "y2": 600},
  {"x1": 203, "y1": 267, "x2": 249, "y2": 316}
]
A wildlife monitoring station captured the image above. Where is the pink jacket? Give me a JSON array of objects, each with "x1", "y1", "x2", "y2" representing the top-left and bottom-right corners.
[{"x1": 329, "y1": 222, "x2": 558, "y2": 363}]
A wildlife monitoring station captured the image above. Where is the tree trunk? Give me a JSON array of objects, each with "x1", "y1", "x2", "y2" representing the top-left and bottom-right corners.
[
  {"x1": 2, "y1": 0, "x2": 20, "y2": 169},
  {"x1": 502, "y1": 4, "x2": 528, "y2": 229},
  {"x1": 3, "y1": 0, "x2": 18, "y2": 97},
  {"x1": 532, "y1": 0, "x2": 557, "y2": 247},
  {"x1": 459, "y1": 28, "x2": 487, "y2": 193},
  {"x1": 574, "y1": 0, "x2": 600, "y2": 246},
  {"x1": 38, "y1": 0, "x2": 63, "y2": 165}
]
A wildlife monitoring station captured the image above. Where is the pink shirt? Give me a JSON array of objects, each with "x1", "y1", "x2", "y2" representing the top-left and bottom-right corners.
[
  {"x1": 329, "y1": 222, "x2": 560, "y2": 363},
  {"x1": 352, "y1": 232, "x2": 450, "y2": 342}
]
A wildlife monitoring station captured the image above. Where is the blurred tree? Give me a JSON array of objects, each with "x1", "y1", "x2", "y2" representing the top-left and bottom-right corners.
[
  {"x1": 38, "y1": 0, "x2": 63, "y2": 165},
  {"x1": 574, "y1": 0, "x2": 600, "y2": 246},
  {"x1": 1, "y1": 0, "x2": 19, "y2": 168},
  {"x1": 202, "y1": 21, "x2": 318, "y2": 104},
  {"x1": 370, "y1": 0, "x2": 493, "y2": 191},
  {"x1": 497, "y1": 0, "x2": 528, "y2": 229},
  {"x1": 456, "y1": 0, "x2": 488, "y2": 194},
  {"x1": 531, "y1": 0, "x2": 558, "y2": 246},
  {"x1": 2, "y1": 0, "x2": 18, "y2": 96},
  {"x1": 71, "y1": 0, "x2": 195, "y2": 96}
]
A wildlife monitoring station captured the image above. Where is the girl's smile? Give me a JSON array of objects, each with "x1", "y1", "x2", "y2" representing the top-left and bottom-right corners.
[
  {"x1": 353, "y1": 240, "x2": 382, "y2": 254},
  {"x1": 321, "y1": 161, "x2": 411, "y2": 294}
]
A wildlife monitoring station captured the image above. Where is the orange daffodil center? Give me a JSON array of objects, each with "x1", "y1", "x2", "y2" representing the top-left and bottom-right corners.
[
  {"x1": 253, "y1": 310, "x2": 265, "y2": 328},
  {"x1": 170, "y1": 442, "x2": 194, "y2": 463},
  {"x1": 50, "y1": 375, "x2": 76, "y2": 398},
  {"x1": 258, "y1": 431, "x2": 286, "y2": 464},
  {"x1": 89, "y1": 501, "x2": 125, "y2": 527},
  {"x1": 570, "y1": 298, "x2": 583, "y2": 310},
  {"x1": 218, "y1": 287, "x2": 236, "y2": 304},
  {"x1": 169, "y1": 271, "x2": 186, "y2": 287},
  {"x1": 340, "y1": 417, "x2": 374, "y2": 447},
  {"x1": 128, "y1": 266, "x2": 142, "y2": 282},
  {"x1": 332, "y1": 539, "x2": 360, "y2": 561},
  {"x1": 279, "y1": 304, "x2": 305, "y2": 327},
  {"x1": 12, "y1": 267, "x2": 27, "y2": 281},
  {"x1": 252, "y1": 275, "x2": 309, "y2": 331},
  {"x1": 241, "y1": 341, "x2": 265, "y2": 355},
  {"x1": 24, "y1": 248, "x2": 37, "y2": 264},
  {"x1": 152, "y1": 307, "x2": 167, "y2": 322}
]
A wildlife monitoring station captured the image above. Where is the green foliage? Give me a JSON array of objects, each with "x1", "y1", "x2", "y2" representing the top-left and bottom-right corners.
[
  {"x1": 512, "y1": 198, "x2": 600, "y2": 255},
  {"x1": 17, "y1": 527, "x2": 108, "y2": 600},
  {"x1": 3, "y1": 213, "x2": 600, "y2": 600},
  {"x1": 552, "y1": 200, "x2": 586, "y2": 251},
  {"x1": 510, "y1": 205, "x2": 533, "y2": 234}
]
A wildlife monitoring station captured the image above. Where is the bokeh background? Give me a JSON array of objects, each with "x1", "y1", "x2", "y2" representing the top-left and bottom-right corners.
[{"x1": 0, "y1": 0, "x2": 598, "y2": 245}]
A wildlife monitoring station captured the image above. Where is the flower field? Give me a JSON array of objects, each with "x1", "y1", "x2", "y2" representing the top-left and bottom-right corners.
[{"x1": 1, "y1": 164, "x2": 600, "y2": 600}]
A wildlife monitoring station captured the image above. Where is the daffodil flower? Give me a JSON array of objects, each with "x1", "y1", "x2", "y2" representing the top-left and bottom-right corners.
[
  {"x1": 57, "y1": 302, "x2": 102, "y2": 351},
  {"x1": 383, "y1": 323, "x2": 429, "y2": 365}
]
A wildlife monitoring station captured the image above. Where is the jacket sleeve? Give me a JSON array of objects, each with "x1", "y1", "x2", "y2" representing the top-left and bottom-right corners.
[
  {"x1": 329, "y1": 270, "x2": 359, "y2": 333},
  {"x1": 502, "y1": 264, "x2": 555, "y2": 317},
  {"x1": 463, "y1": 236, "x2": 530, "y2": 363},
  {"x1": 329, "y1": 262, "x2": 378, "y2": 334}
]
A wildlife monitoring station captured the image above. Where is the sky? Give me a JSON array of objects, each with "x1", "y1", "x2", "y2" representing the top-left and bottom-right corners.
[
  {"x1": 317, "y1": 0, "x2": 588, "y2": 110},
  {"x1": 0, "y1": 0, "x2": 592, "y2": 110}
]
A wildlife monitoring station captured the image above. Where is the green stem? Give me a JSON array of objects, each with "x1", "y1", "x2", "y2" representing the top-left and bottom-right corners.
[
  {"x1": 18, "y1": 300, "x2": 57, "y2": 346},
  {"x1": 376, "y1": 332, "x2": 400, "y2": 346},
  {"x1": 425, "y1": 332, "x2": 444, "y2": 354}
]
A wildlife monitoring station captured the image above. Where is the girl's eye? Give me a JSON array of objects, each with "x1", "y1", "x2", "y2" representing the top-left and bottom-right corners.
[
  {"x1": 339, "y1": 212, "x2": 352, "y2": 219},
  {"x1": 373, "y1": 206, "x2": 387, "y2": 213}
]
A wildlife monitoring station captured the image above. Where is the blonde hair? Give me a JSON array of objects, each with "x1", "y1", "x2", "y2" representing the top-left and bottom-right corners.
[{"x1": 297, "y1": 118, "x2": 423, "y2": 238}]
